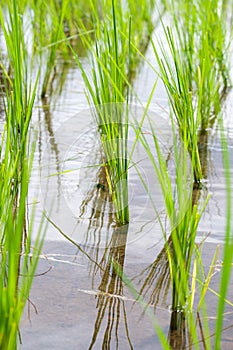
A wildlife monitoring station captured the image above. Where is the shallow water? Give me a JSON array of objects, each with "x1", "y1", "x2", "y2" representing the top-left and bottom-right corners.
[
  {"x1": 16, "y1": 22, "x2": 233, "y2": 350},
  {"x1": 20, "y1": 240, "x2": 233, "y2": 350}
]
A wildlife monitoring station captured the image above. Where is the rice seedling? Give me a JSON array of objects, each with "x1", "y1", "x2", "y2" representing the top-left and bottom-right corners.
[
  {"x1": 147, "y1": 4, "x2": 233, "y2": 344},
  {"x1": 116, "y1": 105, "x2": 232, "y2": 349},
  {"x1": 138, "y1": 114, "x2": 206, "y2": 312},
  {"x1": 151, "y1": 26, "x2": 202, "y2": 183},
  {"x1": 73, "y1": 0, "x2": 133, "y2": 225},
  {"x1": 40, "y1": 0, "x2": 69, "y2": 98},
  {"x1": 152, "y1": 0, "x2": 231, "y2": 183},
  {"x1": 109, "y1": 111, "x2": 232, "y2": 350},
  {"x1": 0, "y1": 1, "x2": 45, "y2": 347},
  {"x1": 72, "y1": 0, "x2": 165, "y2": 225}
]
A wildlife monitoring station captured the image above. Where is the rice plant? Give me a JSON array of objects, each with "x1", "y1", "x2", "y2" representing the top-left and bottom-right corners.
[
  {"x1": 137, "y1": 114, "x2": 206, "y2": 312},
  {"x1": 73, "y1": 0, "x2": 132, "y2": 225},
  {"x1": 40, "y1": 0, "x2": 69, "y2": 98},
  {"x1": 152, "y1": 28, "x2": 203, "y2": 183},
  {"x1": 125, "y1": 2, "x2": 232, "y2": 344},
  {"x1": 148, "y1": 4, "x2": 232, "y2": 342},
  {"x1": 0, "y1": 1, "x2": 44, "y2": 347},
  {"x1": 73, "y1": 0, "x2": 166, "y2": 226},
  {"x1": 152, "y1": 0, "x2": 231, "y2": 183}
]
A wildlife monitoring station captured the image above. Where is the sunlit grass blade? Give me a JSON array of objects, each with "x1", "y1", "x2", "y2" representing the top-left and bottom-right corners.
[{"x1": 214, "y1": 118, "x2": 233, "y2": 349}]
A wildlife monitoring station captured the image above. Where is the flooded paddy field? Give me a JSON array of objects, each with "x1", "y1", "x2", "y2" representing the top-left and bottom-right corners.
[{"x1": 0, "y1": 1, "x2": 233, "y2": 349}]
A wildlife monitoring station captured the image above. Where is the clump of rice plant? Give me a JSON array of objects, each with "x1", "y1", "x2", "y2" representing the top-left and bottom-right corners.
[
  {"x1": 73, "y1": 0, "x2": 162, "y2": 225},
  {"x1": 0, "y1": 1, "x2": 44, "y2": 347},
  {"x1": 149, "y1": 0, "x2": 232, "y2": 324},
  {"x1": 137, "y1": 114, "x2": 207, "y2": 313},
  {"x1": 152, "y1": 27, "x2": 203, "y2": 183},
  {"x1": 40, "y1": 0, "x2": 69, "y2": 98},
  {"x1": 73, "y1": 0, "x2": 132, "y2": 225},
  {"x1": 152, "y1": 0, "x2": 231, "y2": 183}
]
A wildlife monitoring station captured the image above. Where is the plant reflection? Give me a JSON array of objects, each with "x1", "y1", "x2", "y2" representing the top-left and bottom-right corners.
[
  {"x1": 40, "y1": 96, "x2": 62, "y2": 212},
  {"x1": 76, "y1": 154, "x2": 133, "y2": 348},
  {"x1": 88, "y1": 225, "x2": 133, "y2": 350},
  {"x1": 78, "y1": 162, "x2": 115, "y2": 282},
  {"x1": 133, "y1": 242, "x2": 170, "y2": 313}
]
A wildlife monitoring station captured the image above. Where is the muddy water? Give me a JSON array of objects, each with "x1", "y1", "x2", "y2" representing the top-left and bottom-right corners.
[{"x1": 19, "y1": 37, "x2": 233, "y2": 349}]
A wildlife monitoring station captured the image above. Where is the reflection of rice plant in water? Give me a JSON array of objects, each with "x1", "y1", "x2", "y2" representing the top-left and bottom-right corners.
[
  {"x1": 88, "y1": 225, "x2": 132, "y2": 349},
  {"x1": 77, "y1": 163, "x2": 116, "y2": 277},
  {"x1": 133, "y1": 243, "x2": 171, "y2": 312},
  {"x1": 0, "y1": 1, "x2": 44, "y2": 348}
]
